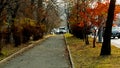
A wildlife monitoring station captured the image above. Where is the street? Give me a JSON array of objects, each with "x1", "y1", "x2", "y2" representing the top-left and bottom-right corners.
[
  {"x1": 91, "y1": 35, "x2": 120, "y2": 48},
  {"x1": 111, "y1": 38, "x2": 120, "y2": 48}
]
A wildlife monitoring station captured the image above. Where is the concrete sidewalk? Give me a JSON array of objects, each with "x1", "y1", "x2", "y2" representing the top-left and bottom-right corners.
[{"x1": 0, "y1": 35, "x2": 71, "y2": 68}]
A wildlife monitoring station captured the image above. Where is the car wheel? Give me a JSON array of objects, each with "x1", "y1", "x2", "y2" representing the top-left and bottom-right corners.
[
  {"x1": 112, "y1": 36, "x2": 115, "y2": 39},
  {"x1": 118, "y1": 36, "x2": 120, "y2": 39}
]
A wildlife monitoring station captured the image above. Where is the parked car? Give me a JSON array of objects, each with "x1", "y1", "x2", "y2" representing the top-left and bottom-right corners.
[
  {"x1": 52, "y1": 26, "x2": 67, "y2": 34},
  {"x1": 54, "y1": 28, "x2": 61, "y2": 34},
  {"x1": 111, "y1": 27, "x2": 120, "y2": 38},
  {"x1": 58, "y1": 27, "x2": 67, "y2": 34},
  {"x1": 51, "y1": 28, "x2": 59, "y2": 34}
]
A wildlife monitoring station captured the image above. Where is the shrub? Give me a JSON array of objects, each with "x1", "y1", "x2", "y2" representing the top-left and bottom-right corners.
[
  {"x1": 11, "y1": 24, "x2": 23, "y2": 47},
  {"x1": 0, "y1": 18, "x2": 46, "y2": 47},
  {"x1": 70, "y1": 23, "x2": 92, "y2": 39},
  {"x1": 70, "y1": 24, "x2": 84, "y2": 39},
  {"x1": 32, "y1": 24, "x2": 45, "y2": 41}
]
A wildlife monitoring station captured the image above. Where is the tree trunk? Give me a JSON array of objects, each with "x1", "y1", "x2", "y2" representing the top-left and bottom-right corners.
[
  {"x1": 84, "y1": 26, "x2": 89, "y2": 45},
  {"x1": 98, "y1": 27, "x2": 103, "y2": 43},
  {"x1": 93, "y1": 29, "x2": 96, "y2": 48},
  {"x1": 100, "y1": 0, "x2": 116, "y2": 55}
]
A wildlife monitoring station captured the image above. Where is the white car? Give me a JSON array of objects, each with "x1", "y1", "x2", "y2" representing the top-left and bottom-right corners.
[
  {"x1": 59, "y1": 27, "x2": 67, "y2": 34},
  {"x1": 53, "y1": 27, "x2": 67, "y2": 34}
]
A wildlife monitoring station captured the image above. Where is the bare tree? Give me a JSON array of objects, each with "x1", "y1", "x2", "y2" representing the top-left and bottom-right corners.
[{"x1": 44, "y1": 0, "x2": 61, "y2": 33}]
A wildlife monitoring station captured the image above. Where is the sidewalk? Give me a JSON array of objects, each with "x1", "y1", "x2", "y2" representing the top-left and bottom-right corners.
[{"x1": 0, "y1": 35, "x2": 71, "y2": 68}]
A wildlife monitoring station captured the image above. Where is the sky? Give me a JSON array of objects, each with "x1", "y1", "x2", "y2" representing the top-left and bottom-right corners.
[
  {"x1": 116, "y1": 0, "x2": 120, "y2": 4},
  {"x1": 56, "y1": 0, "x2": 120, "y2": 4}
]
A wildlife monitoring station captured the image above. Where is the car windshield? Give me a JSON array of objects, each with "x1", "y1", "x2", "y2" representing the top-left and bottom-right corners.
[
  {"x1": 59, "y1": 28, "x2": 65, "y2": 30},
  {"x1": 112, "y1": 27, "x2": 120, "y2": 31}
]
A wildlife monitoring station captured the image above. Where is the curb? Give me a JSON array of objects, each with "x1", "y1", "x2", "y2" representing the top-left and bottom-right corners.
[
  {"x1": 0, "y1": 35, "x2": 51, "y2": 64},
  {"x1": 64, "y1": 35, "x2": 75, "y2": 68}
]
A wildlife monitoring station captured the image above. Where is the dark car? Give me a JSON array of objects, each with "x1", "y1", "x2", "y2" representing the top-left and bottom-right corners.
[{"x1": 111, "y1": 27, "x2": 120, "y2": 38}]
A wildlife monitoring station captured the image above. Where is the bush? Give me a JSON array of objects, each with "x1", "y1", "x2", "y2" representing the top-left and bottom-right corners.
[
  {"x1": 0, "y1": 18, "x2": 46, "y2": 47},
  {"x1": 70, "y1": 24, "x2": 84, "y2": 39},
  {"x1": 70, "y1": 23, "x2": 92, "y2": 39},
  {"x1": 11, "y1": 24, "x2": 23, "y2": 47},
  {"x1": 32, "y1": 24, "x2": 45, "y2": 41},
  {"x1": 22, "y1": 25, "x2": 31, "y2": 43}
]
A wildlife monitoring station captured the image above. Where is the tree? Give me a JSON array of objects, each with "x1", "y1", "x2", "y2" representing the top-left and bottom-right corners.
[
  {"x1": 100, "y1": 0, "x2": 116, "y2": 55},
  {"x1": 0, "y1": 0, "x2": 11, "y2": 55},
  {"x1": 89, "y1": 2, "x2": 109, "y2": 47},
  {"x1": 68, "y1": 0, "x2": 94, "y2": 45},
  {"x1": 0, "y1": 0, "x2": 46, "y2": 47},
  {"x1": 68, "y1": 1, "x2": 101, "y2": 44},
  {"x1": 44, "y1": 0, "x2": 61, "y2": 33}
]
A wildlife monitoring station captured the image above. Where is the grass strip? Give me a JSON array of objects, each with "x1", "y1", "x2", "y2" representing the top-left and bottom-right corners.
[{"x1": 65, "y1": 33, "x2": 120, "y2": 68}]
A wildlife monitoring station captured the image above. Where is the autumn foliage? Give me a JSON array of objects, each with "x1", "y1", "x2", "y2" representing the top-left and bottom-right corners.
[
  {"x1": 0, "y1": 0, "x2": 47, "y2": 54},
  {"x1": 0, "y1": 0, "x2": 61, "y2": 55},
  {"x1": 69, "y1": 2, "x2": 120, "y2": 38},
  {"x1": 2, "y1": 18, "x2": 46, "y2": 47}
]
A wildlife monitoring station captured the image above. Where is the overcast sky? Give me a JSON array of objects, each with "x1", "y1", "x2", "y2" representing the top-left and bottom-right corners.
[{"x1": 116, "y1": 0, "x2": 120, "y2": 4}]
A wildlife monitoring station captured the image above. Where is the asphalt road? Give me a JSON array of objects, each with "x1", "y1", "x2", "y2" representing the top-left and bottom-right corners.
[
  {"x1": 91, "y1": 35, "x2": 120, "y2": 48},
  {"x1": 111, "y1": 38, "x2": 120, "y2": 48},
  {"x1": 0, "y1": 35, "x2": 71, "y2": 68}
]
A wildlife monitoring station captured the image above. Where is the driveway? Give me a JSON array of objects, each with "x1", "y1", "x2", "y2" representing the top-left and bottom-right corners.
[{"x1": 0, "y1": 35, "x2": 71, "y2": 68}]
